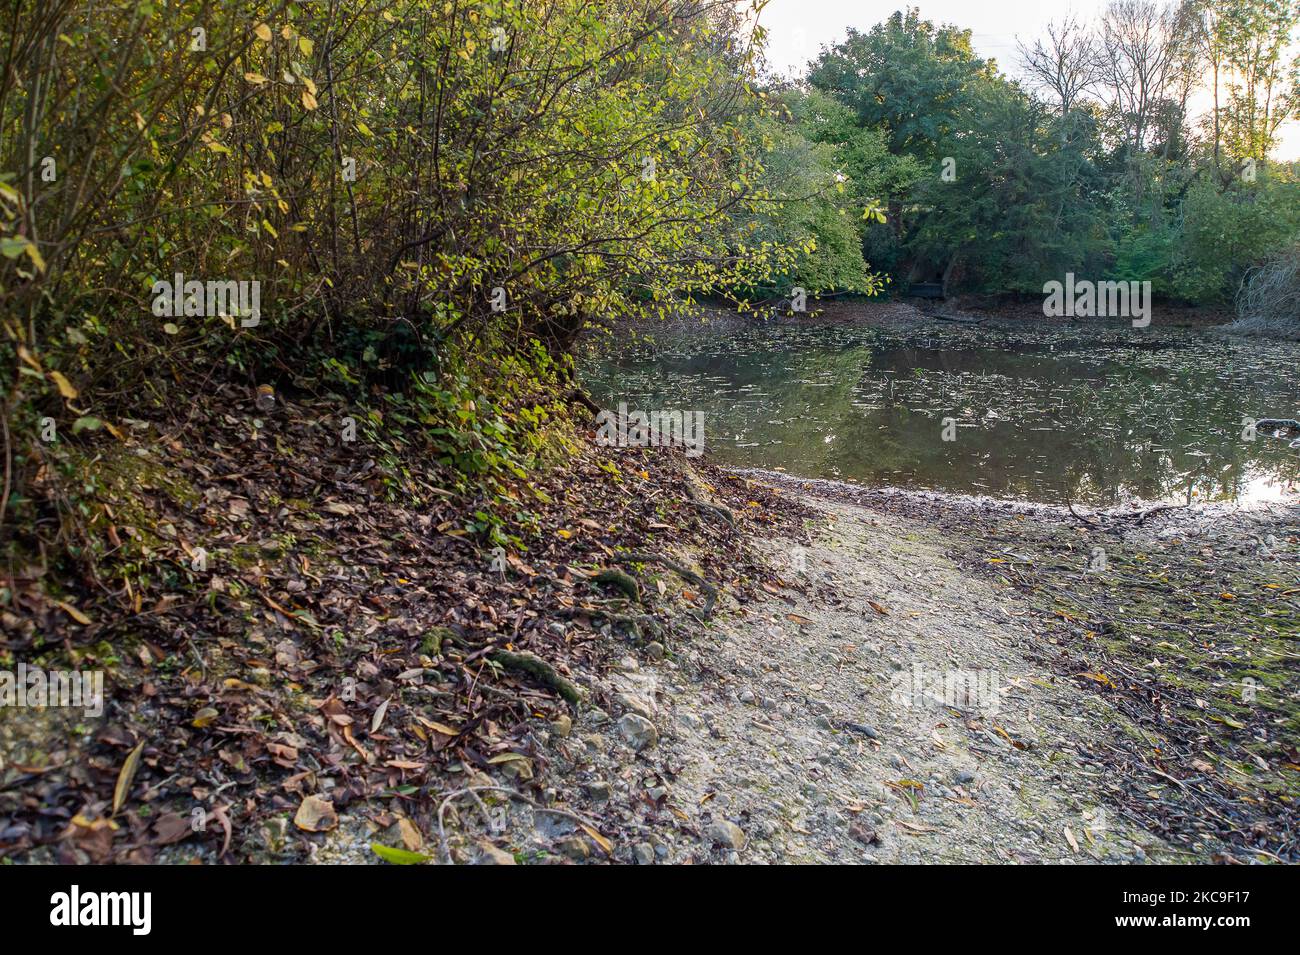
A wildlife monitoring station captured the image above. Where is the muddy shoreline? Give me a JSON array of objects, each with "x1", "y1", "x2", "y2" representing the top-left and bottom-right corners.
[{"x1": 746, "y1": 469, "x2": 1300, "y2": 861}]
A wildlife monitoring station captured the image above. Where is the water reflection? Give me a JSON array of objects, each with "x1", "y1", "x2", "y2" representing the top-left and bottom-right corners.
[{"x1": 580, "y1": 319, "x2": 1300, "y2": 505}]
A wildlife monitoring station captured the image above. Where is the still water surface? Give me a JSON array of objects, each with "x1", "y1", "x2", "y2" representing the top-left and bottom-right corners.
[{"x1": 581, "y1": 318, "x2": 1300, "y2": 505}]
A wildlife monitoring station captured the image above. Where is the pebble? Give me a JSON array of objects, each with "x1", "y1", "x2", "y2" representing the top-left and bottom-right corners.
[
  {"x1": 557, "y1": 836, "x2": 592, "y2": 861},
  {"x1": 632, "y1": 842, "x2": 655, "y2": 865},
  {"x1": 705, "y1": 819, "x2": 746, "y2": 850},
  {"x1": 617, "y1": 713, "x2": 658, "y2": 751},
  {"x1": 844, "y1": 722, "x2": 879, "y2": 740},
  {"x1": 551, "y1": 714, "x2": 573, "y2": 738},
  {"x1": 475, "y1": 841, "x2": 516, "y2": 865}
]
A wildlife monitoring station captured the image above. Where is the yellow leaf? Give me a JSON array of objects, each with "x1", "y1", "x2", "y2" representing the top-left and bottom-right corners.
[
  {"x1": 113, "y1": 741, "x2": 145, "y2": 816},
  {"x1": 23, "y1": 240, "x2": 45, "y2": 273},
  {"x1": 1078, "y1": 671, "x2": 1114, "y2": 687},
  {"x1": 298, "y1": 36, "x2": 314, "y2": 56},
  {"x1": 17, "y1": 346, "x2": 43, "y2": 372},
  {"x1": 302, "y1": 89, "x2": 318, "y2": 111},
  {"x1": 243, "y1": 72, "x2": 267, "y2": 85},
  {"x1": 579, "y1": 823, "x2": 612, "y2": 854},
  {"x1": 192, "y1": 707, "x2": 219, "y2": 728},
  {"x1": 253, "y1": 23, "x2": 272, "y2": 42},
  {"x1": 412, "y1": 714, "x2": 460, "y2": 736},
  {"x1": 51, "y1": 599, "x2": 92, "y2": 625},
  {"x1": 48, "y1": 370, "x2": 78, "y2": 399}
]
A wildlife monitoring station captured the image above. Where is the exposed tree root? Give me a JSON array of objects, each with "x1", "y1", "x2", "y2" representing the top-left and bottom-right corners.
[
  {"x1": 624, "y1": 550, "x2": 719, "y2": 618},
  {"x1": 489, "y1": 649, "x2": 585, "y2": 706}
]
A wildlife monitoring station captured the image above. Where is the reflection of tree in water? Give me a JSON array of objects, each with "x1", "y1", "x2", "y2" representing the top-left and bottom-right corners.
[{"x1": 581, "y1": 322, "x2": 1300, "y2": 504}]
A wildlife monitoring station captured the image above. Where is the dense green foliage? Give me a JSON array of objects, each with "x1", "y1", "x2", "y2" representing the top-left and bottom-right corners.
[
  {"x1": 2, "y1": 0, "x2": 836, "y2": 539},
  {"x1": 774, "y1": 3, "x2": 1300, "y2": 304}
]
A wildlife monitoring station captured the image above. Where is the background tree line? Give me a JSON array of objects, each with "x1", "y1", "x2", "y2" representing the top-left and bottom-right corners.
[{"x1": 759, "y1": 1, "x2": 1300, "y2": 319}]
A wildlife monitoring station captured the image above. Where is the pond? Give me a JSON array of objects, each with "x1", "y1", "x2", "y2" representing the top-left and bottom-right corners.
[{"x1": 580, "y1": 315, "x2": 1300, "y2": 506}]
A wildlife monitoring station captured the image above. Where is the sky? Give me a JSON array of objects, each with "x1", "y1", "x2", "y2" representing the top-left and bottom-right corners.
[{"x1": 753, "y1": 0, "x2": 1300, "y2": 160}]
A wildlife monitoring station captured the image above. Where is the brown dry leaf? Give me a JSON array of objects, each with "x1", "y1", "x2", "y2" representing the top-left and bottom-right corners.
[
  {"x1": 1064, "y1": 826, "x2": 1079, "y2": 852},
  {"x1": 371, "y1": 697, "x2": 391, "y2": 734},
  {"x1": 151, "y1": 812, "x2": 193, "y2": 846},
  {"x1": 786, "y1": 612, "x2": 813, "y2": 625},
  {"x1": 992, "y1": 725, "x2": 1028, "y2": 750},
  {"x1": 112, "y1": 741, "x2": 145, "y2": 816},
  {"x1": 412, "y1": 714, "x2": 459, "y2": 736},
  {"x1": 67, "y1": 814, "x2": 119, "y2": 862},
  {"x1": 397, "y1": 816, "x2": 424, "y2": 851},
  {"x1": 293, "y1": 794, "x2": 338, "y2": 832},
  {"x1": 895, "y1": 820, "x2": 938, "y2": 834},
  {"x1": 867, "y1": 600, "x2": 890, "y2": 616}
]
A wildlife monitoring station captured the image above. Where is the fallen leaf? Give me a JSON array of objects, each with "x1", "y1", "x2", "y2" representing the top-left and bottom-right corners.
[
  {"x1": 294, "y1": 794, "x2": 338, "y2": 832},
  {"x1": 370, "y1": 842, "x2": 430, "y2": 865},
  {"x1": 112, "y1": 741, "x2": 145, "y2": 816},
  {"x1": 51, "y1": 599, "x2": 92, "y2": 625},
  {"x1": 48, "y1": 370, "x2": 78, "y2": 399},
  {"x1": 579, "y1": 822, "x2": 612, "y2": 854}
]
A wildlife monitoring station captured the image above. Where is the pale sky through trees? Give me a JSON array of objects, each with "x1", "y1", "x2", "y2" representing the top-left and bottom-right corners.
[{"x1": 756, "y1": 0, "x2": 1300, "y2": 159}]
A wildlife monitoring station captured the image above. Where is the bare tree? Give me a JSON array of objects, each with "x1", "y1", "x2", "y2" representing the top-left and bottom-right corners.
[
  {"x1": 1096, "y1": 0, "x2": 1198, "y2": 155},
  {"x1": 1186, "y1": 0, "x2": 1227, "y2": 169},
  {"x1": 1018, "y1": 16, "x2": 1103, "y2": 114}
]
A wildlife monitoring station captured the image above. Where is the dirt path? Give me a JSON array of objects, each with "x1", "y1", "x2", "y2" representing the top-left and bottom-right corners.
[{"x1": 546, "y1": 493, "x2": 1174, "y2": 864}]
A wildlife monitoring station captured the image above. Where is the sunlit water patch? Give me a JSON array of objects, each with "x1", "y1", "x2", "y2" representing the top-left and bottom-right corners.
[{"x1": 580, "y1": 319, "x2": 1300, "y2": 506}]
